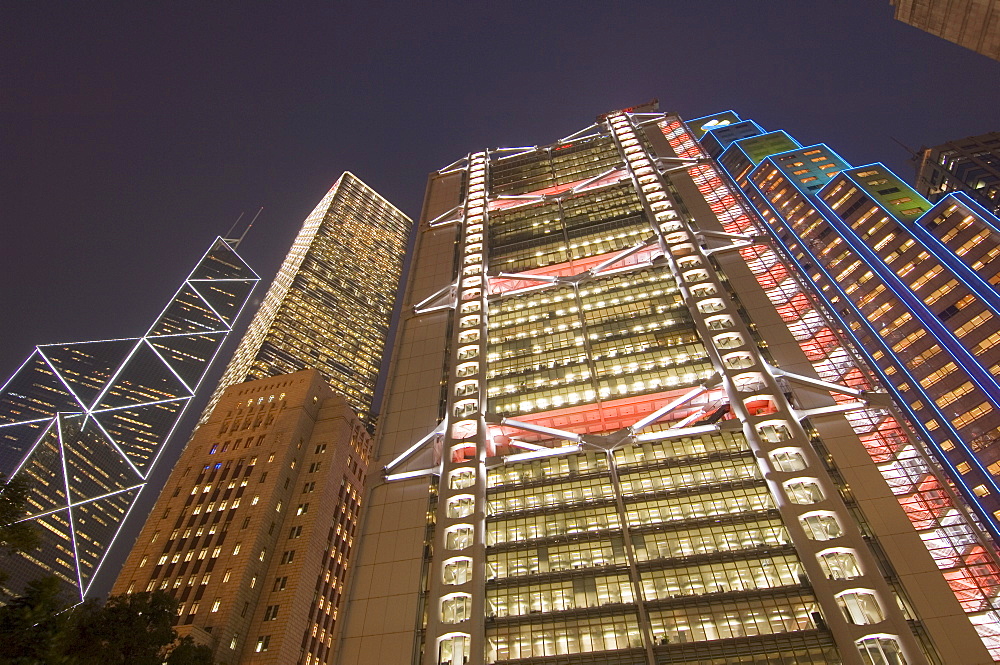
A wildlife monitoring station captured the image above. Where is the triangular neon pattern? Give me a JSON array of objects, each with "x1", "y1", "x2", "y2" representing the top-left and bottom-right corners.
[
  {"x1": 147, "y1": 283, "x2": 227, "y2": 337},
  {"x1": 0, "y1": 237, "x2": 258, "y2": 600},
  {"x1": 189, "y1": 279, "x2": 256, "y2": 327},
  {"x1": 0, "y1": 352, "x2": 80, "y2": 425},
  {"x1": 94, "y1": 342, "x2": 190, "y2": 411},
  {"x1": 70, "y1": 488, "x2": 141, "y2": 592},
  {"x1": 147, "y1": 332, "x2": 227, "y2": 392},
  {"x1": 188, "y1": 238, "x2": 257, "y2": 282},
  {"x1": 37, "y1": 339, "x2": 138, "y2": 410},
  {"x1": 0, "y1": 419, "x2": 52, "y2": 477},
  {"x1": 92, "y1": 399, "x2": 189, "y2": 474}
]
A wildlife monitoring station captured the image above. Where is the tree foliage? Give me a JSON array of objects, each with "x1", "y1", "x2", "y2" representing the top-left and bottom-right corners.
[{"x1": 0, "y1": 588, "x2": 215, "y2": 665}]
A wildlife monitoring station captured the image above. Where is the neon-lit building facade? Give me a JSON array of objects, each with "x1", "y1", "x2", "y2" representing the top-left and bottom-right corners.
[
  {"x1": 201, "y1": 172, "x2": 412, "y2": 429},
  {"x1": 0, "y1": 237, "x2": 258, "y2": 601},
  {"x1": 700, "y1": 112, "x2": 1000, "y2": 535},
  {"x1": 336, "y1": 105, "x2": 1000, "y2": 665}
]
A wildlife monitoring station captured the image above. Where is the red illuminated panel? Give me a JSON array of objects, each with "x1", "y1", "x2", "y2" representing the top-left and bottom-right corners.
[
  {"x1": 489, "y1": 247, "x2": 660, "y2": 295},
  {"x1": 488, "y1": 168, "x2": 628, "y2": 212},
  {"x1": 499, "y1": 388, "x2": 727, "y2": 440}
]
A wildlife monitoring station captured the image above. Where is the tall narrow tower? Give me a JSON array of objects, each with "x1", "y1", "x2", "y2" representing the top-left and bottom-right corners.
[
  {"x1": 0, "y1": 237, "x2": 259, "y2": 601},
  {"x1": 202, "y1": 172, "x2": 412, "y2": 428},
  {"x1": 336, "y1": 105, "x2": 1000, "y2": 665}
]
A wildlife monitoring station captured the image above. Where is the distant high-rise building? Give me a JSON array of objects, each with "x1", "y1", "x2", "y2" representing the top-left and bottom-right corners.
[
  {"x1": 337, "y1": 104, "x2": 1000, "y2": 665},
  {"x1": 701, "y1": 112, "x2": 1000, "y2": 537},
  {"x1": 889, "y1": 0, "x2": 1000, "y2": 60},
  {"x1": 0, "y1": 237, "x2": 258, "y2": 601},
  {"x1": 112, "y1": 370, "x2": 371, "y2": 665},
  {"x1": 202, "y1": 172, "x2": 412, "y2": 429},
  {"x1": 913, "y1": 131, "x2": 1000, "y2": 216}
]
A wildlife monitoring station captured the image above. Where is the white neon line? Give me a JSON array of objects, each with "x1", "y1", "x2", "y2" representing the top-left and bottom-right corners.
[
  {"x1": 0, "y1": 351, "x2": 45, "y2": 395},
  {"x1": 86, "y1": 415, "x2": 148, "y2": 480},
  {"x1": 81, "y1": 482, "x2": 146, "y2": 597},
  {"x1": 142, "y1": 339, "x2": 195, "y2": 395},
  {"x1": 186, "y1": 278, "x2": 259, "y2": 283},
  {"x1": 630, "y1": 386, "x2": 707, "y2": 432},
  {"x1": 7, "y1": 417, "x2": 58, "y2": 479},
  {"x1": 13, "y1": 483, "x2": 146, "y2": 524},
  {"x1": 504, "y1": 444, "x2": 582, "y2": 464},
  {"x1": 0, "y1": 416, "x2": 53, "y2": 428},
  {"x1": 55, "y1": 417, "x2": 86, "y2": 599},
  {"x1": 634, "y1": 424, "x2": 719, "y2": 443},
  {"x1": 141, "y1": 396, "x2": 195, "y2": 478},
  {"x1": 88, "y1": 339, "x2": 144, "y2": 413},
  {"x1": 143, "y1": 330, "x2": 227, "y2": 339},
  {"x1": 186, "y1": 282, "x2": 232, "y2": 332},
  {"x1": 385, "y1": 423, "x2": 446, "y2": 471},
  {"x1": 385, "y1": 468, "x2": 438, "y2": 482},
  {"x1": 89, "y1": 396, "x2": 189, "y2": 415},
  {"x1": 412, "y1": 304, "x2": 456, "y2": 316},
  {"x1": 498, "y1": 418, "x2": 582, "y2": 443},
  {"x1": 35, "y1": 349, "x2": 94, "y2": 413}
]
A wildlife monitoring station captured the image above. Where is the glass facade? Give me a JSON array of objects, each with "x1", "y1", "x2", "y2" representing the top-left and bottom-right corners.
[
  {"x1": 342, "y1": 105, "x2": 1000, "y2": 665},
  {"x1": 0, "y1": 238, "x2": 258, "y2": 600},
  {"x1": 202, "y1": 172, "x2": 411, "y2": 428}
]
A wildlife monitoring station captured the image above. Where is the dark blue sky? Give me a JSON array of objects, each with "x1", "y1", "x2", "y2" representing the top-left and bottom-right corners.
[{"x1": 2, "y1": 1, "x2": 998, "y2": 595}]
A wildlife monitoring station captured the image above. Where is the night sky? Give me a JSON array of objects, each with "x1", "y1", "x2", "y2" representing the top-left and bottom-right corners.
[{"x1": 2, "y1": 2, "x2": 998, "y2": 596}]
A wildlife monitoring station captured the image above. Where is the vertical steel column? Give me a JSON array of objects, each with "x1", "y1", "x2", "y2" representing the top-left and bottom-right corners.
[{"x1": 605, "y1": 111, "x2": 929, "y2": 665}]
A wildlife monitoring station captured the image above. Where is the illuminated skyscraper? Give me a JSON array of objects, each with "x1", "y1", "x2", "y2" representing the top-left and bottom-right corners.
[
  {"x1": 700, "y1": 112, "x2": 1000, "y2": 536},
  {"x1": 337, "y1": 104, "x2": 1000, "y2": 665},
  {"x1": 202, "y1": 172, "x2": 412, "y2": 428},
  {"x1": 112, "y1": 370, "x2": 371, "y2": 664},
  {"x1": 0, "y1": 237, "x2": 258, "y2": 601}
]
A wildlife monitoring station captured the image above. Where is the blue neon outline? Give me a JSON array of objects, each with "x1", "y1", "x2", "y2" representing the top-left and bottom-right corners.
[{"x1": 729, "y1": 166, "x2": 1000, "y2": 540}]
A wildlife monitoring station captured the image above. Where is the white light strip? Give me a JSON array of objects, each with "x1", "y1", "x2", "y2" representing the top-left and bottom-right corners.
[
  {"x1": 426, "y1": 205, "x2": 463, "y2": 228},
  {"x1": 384, "y1": 423, "x2": 446, "y2": 471},
  {"x1": 591, "y1": 236, "x2": 658, "y2": 275},
  {"x1": 504, "y1": 444, "x2": 582, "y2": 464},
  {"x1": 794, "y1": 402, "x2": 870, "y2": 420},
  {"x1": 767, "y1": 364, "x2": 865, "y2": 398},
  {"x1": 507, "y1": 439, "x2": 548, "y2": 451},
  {"x1": 630, "y1": 386, "x2": 708, "y2": 432},
  {"x1": 634, "y1": 424, "x2": 719, "y2": 443},
  {"x1": 413, "y1": 282, "x2": 457, "y2": 313},
  {"x1": 385, "y1": 468, "x2": 438, "y2": 482},
  {"x1": 495, "y1": 272, "x2": 559, "y2": 284},
  {"x1": 499, "y1": 418, "x2": 583, "y2": 443}
]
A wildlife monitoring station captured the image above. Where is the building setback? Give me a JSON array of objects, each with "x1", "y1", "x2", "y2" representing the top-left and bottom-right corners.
[
  {"x1": 202, "y1": 172, "x2": 412, "y2": 429},
  {"x1": 0, "y1": 237, "x2": 259, "y2": 601},
  {"x1": 700, "y1": 112, "x2": 1000, "y2": 536},
  {"x1": 913, "y1": 132, "x2": 1000, "y2": 217},
  {"x1": 112, "y1": 370, "x2": 371, "y2": 665},
  {"x1": 336, "y1": 104, "x2": 1000, "y2": 665}
]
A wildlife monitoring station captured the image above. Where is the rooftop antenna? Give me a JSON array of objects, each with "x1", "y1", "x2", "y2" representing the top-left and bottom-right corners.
[
  {"x1": 890, "y1": 136, "x2": 919, "y2": 159},
  {"x1": 225, "y1": 207, "x2": 263, "y2": 249}
]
